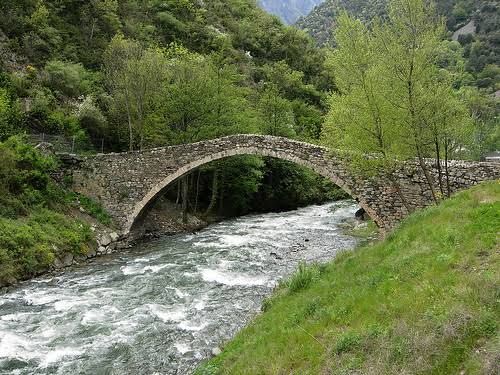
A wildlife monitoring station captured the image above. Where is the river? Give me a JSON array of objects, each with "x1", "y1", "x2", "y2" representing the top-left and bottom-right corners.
[{"x1": 0, "y1": 200, "x2": 360, "y2": 375}]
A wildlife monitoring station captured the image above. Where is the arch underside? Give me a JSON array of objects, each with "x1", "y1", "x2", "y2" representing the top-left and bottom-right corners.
[{"x1": 124, "y1": 147, "x2": 380, "y2": 235}]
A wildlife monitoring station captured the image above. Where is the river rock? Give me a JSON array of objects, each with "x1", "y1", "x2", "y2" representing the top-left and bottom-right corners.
[
  {"x1": 87, "y1": 248, "x2": 97, "y2": 258},
  {"x1": 110, "y1": 232, "x2": 119, "y2": 242},
  {"x1": 211, "y1": 347, "x2": 222, "y2": 356},
  {"x1": 355, "y1": 207, "x2": 368, "y2": 221},
  {"x1": 75, "y1": 255, "x2": 87, "y2": 263},
  {"x1": 99, "y1": 233, "x2": 112, "y2": 246},
  {"x1": 61, "y1": 253, "x2": 74, "y2": 267},
  {"x1": 53, "y1": 257, "x2": 64, "y2": 269},
  {"x1": 97, "y1": 246, "x2": 106, "y2": 254}
]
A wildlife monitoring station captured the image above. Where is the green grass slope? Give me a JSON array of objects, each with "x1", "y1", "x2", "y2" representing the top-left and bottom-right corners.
[{"x1": 198, "y1": 181, "x2": 500, "y2": 374}]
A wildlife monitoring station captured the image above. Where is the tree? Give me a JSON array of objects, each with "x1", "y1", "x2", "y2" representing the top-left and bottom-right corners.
[
  {"x1": 258, "y1": 84, "x2": 296, "y2": 137},
  {"x1": 323, "y1": 14, "x2": 400, "y2": 158},
  {"x1": 158, "y1": 51, "x2": 258, "y2": 146},
  {"x1": 0, "y1": 88, "x2": 22, "y2": 141},
  {"x1": 104, "y1": 35, "x2": 168, "y2": 150},
  {"x1": 156, "y1": 49, "x2": 260, "y2": 221},
  {"x1": 375, "y1": 0, "x2": 449, "y2": 203},
  {"x1": 323, "y1": 0, "x2": 474, "y2": 205},
  {"x1": 460, "y1": 87, "x2": 500, "y2": 159},
  {"x1": 322, "y1": 13, "x2": 409, "y2": 208}
]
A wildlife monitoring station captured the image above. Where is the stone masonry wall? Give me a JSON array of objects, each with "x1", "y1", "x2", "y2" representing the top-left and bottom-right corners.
[{"x1": 70, "y1": 135, "x2": 500, "y2": 236}]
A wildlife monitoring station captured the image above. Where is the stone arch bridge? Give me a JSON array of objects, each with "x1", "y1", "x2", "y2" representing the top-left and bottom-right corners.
[{"x1": 68, "y1": 135, "x2": 499, "y2": 237}]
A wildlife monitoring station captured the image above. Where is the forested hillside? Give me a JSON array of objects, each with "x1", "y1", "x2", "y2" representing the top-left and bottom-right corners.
[
  {"x1": 0, "y1": 0, "x2": 343, "y2": 285},
  {"x1": 297, "y1": 0, "x2": 500, "y2": 93},
  {"x1": 0, "y1": 0, "x2": 341, "y2": 219},
  {"x1": 258, "y1": 0, "x2": 324, "y2": 24}
]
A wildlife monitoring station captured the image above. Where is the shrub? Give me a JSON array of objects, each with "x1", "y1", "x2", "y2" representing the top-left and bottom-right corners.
[
  {"x1": 0, "y1": 87, "x2": 22, "y2": 140},
  {"x1": 0, "y1": 136, "x2": 57, "y2": 216},
  {"x1": 76, "y1": 96, "x2": 107, "y2": 135},
  {"x1": 335, "y1": 332, "x2": 362, "y2": 354},
  {"x1": 42, "y1": 60, "x2": 92, "y2": 98},
  {"x1": 282, "y1": 261, "x2": 320, "y2": 293},
  {"x1": 0, "y1": 208, "x2": 93, "y2": 284},
  {"x1": 67, "y1": 192, "x2": 111, "y2": 225}
]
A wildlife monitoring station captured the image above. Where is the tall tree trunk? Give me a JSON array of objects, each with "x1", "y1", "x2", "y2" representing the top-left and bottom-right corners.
[
  {"x1": 176, "y1": 180, "x2": 181, "y2": 207},
  {"x1": 90, "y1": 18, "x2": 96, "y2": 41},
  {"x1": 205, "y1": 170, "x2": 218, "y2": 216},
  {"x1": 181, "y1": 176, "x2": 188, "y2": 224},
  {"x1": 444, "y1": 138, "x2": 451, "y2": 198},
  {"x1": 125, "y1": 96, "x2": 133, "y2": 151},
  {"x1": 416, "y1": 145, "x2": 438, "y2": 204},
  {"x1": 434, "y1": 137, "x2": 444, "y2": 196},
  {"x1": 218, "y1": 170, "x2": 225, "y2": 216}
]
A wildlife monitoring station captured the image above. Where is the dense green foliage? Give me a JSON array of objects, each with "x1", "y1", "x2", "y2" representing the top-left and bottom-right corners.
[
  {"x1": 320, "y1": 0, "x2": 498, "y2": 211},
  {"x1": 0, "y1": 137, "x2": 94, "y2": 285},
  {"x1": 297, "y1": 0, "x2": 500, "y2": 93},
  {"x1": 198, "y1": 181, "x2": 500, "y2": 374},
  {"x1": 0, "y1": 0, "x2": 340, "y2": 218}
]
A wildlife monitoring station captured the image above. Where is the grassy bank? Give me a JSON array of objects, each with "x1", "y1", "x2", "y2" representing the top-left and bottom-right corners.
[{"x1": 198, "y1": 182, "x2": 500, "y2": 374}]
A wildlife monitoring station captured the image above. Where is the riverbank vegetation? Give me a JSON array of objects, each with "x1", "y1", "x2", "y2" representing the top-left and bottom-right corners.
[
  {"x1": 198, "y1": 181, "x2": 500, "y2": 374},
  {"x1": 0, "y1": 136, "x2": 94, "y2": 286}
]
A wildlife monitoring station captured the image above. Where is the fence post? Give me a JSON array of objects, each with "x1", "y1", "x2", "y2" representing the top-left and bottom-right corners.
[
  {"x1": 42, "y1": 133, "x2": 45, "y2": 142},
  {"x1": 101, "y1": 138, "x2": 104, "y2": 154},
  {"x1": 71, "y1": 136, "x2": 76, "y2": 154}
]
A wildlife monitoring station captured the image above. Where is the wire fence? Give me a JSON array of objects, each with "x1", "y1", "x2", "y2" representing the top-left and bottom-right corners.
[{"x1": 27, "y1": 133, "x2": 110, "y2": 155}]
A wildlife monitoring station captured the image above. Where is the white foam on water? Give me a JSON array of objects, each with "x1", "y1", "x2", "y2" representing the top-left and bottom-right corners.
[
  {"x1": 219, "y1": 234, "x2": 253, "y2": 247},
  {"x1": 174, "y1": 342, "x2": 191, "y2": 354},
  {"x1": 81, "y1": 306, "x2": 120, "y2": 325},
  {"x1": 132, "y1": 257, "x2": 151, "y2": 263},
  {"x1": 199, "y1": 267, "x2": 268, "y2": 286},
  {"x1": 0, "y1": 331, "x2": 37, "y2": 361},
  {"x1": 178, "y1": 320, "x2": 208, "y2": 332},
  {"x1": 30, "y1": 277, "x2": 55, "y2": 284},
  {"x1": 148, "y1": 304, "x2": 186, "y2": 323},
  {"x1": 121, "y1": 263, "x2": 174, "y2": 275},
  {"x1": 40, "y1": 348, "x2": 83, "y2": 368},
  {"x1": 173, "y1": 288, "x2": 188, "y2": 299},
  {"x1": 22, "y1": 290, "x2": 60, "y2": 306},
  {"x1": 0, "y1": 312, "x2": 30, "y2": 322},
  {"x1": 54, "y1": 299, "x2": 84, "y2": 312},
  {"x1": 38, "y1": 327, "x2": 56, "y2": 339},
  {"x1": 193, "y1": 298, "x2": 206, "y2": 311}
]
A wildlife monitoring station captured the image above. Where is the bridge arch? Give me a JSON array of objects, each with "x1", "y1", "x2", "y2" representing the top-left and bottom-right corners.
[
  {"x1": 124, "y1": 145, "x2": 379, "y2": 235},
  {"x1": 70, "y1": 134, "x2": 499, "y2": 237}
]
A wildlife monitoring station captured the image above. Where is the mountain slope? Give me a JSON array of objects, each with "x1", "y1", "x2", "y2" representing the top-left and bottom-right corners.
[
  {"x1": 259, "y1": 0, "x2": 324, "y2": 24},
  {"x1": 296, "y1": 0, "x2": 386, "y2": 45},
  {"x1": 297, "y1": 0, "x2": 500, "y2": 92}
]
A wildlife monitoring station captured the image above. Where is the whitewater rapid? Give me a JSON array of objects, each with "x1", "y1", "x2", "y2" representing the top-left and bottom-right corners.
[{"x1": 0, "y1": 200, "x2": 360, "y2": 374}]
